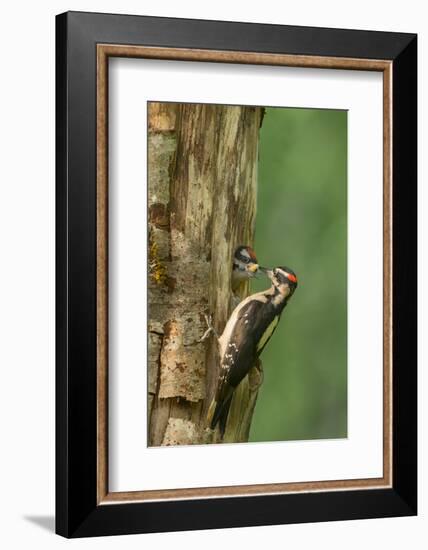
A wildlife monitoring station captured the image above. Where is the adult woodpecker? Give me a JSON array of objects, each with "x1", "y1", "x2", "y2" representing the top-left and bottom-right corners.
[
  {"x1": 210, "y1": 266, "x2": 298, "y2": 436},
  {"x1": 232, "y1": 245, "x2": 260, "y2": 292}
]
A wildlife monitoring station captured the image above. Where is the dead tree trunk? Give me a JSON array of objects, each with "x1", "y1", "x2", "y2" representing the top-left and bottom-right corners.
[{"x1": 148, "y1": 102, "x2": 263, "y2": 446}]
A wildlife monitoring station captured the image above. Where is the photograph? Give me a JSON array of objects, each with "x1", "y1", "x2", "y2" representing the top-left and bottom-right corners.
[{"x1": 147, "y1": 101, "x2": 347, "y2": 446}]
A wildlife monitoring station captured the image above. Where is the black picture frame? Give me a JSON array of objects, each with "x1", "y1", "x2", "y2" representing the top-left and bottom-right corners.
[{"x1": 56, "y1": 10, "x2": 417, "y2": 538}]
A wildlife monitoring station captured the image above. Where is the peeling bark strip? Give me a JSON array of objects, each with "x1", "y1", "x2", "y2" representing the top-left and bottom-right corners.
[
  {"x1": 148, "y1": 102, "x2": 262, "y2": 446},
  {"x1": 162, "y1": 418, "x2": 199, "y2": 446},
  {"x1": 159, "y1": 319, "x2": 205, "y2": 402}
]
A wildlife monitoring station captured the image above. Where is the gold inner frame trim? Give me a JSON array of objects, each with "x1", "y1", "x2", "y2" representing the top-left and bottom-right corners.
[{"x1": 96, "y1": 43, "x2": 393, "y2": 505}]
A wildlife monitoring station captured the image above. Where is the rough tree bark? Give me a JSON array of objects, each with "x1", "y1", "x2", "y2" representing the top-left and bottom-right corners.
[{"x1": 148, "y1": 102, "x2": 263, "y2": 446}]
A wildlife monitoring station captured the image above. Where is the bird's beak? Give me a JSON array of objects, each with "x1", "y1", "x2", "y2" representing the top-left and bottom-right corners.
[
  {"x1": 258, "y1": 266, "x2": 271, "y2": 274},
  {"x1": 259, "y1": 266, "x2": 274, "y2": 279},
  {"x1": 247, "y1": 263, "x2": 259, "y2": 274}
]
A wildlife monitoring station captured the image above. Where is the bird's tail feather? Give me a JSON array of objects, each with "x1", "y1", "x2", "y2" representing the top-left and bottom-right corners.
[
  {"x1": 210, "y1": 391, "x2": 233, "y2": 437},
  {"x1": 218, "y1": 397, "x2": 233, "y2": 437}
]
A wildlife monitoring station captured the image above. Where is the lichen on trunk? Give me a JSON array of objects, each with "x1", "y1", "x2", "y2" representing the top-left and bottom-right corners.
[{"x1": 148, "y1": 101, "x2": 263, "y2": 446}]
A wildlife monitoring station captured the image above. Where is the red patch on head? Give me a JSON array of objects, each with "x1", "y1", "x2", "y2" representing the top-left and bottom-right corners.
[
  {"x1": 287, "y1": 273, "x2": 298, "y2": 283},
  {"x1": 247, "y1": 247, "x2": 257, "y2": 261}
]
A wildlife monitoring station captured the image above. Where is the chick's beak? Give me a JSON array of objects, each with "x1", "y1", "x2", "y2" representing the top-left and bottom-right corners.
[{"x1": 247, "y1": 263, "x2": 259, "y2": 274}]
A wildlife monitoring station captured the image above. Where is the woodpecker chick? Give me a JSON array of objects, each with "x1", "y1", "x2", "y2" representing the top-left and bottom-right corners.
[
  {"x1": 232, "y1": 245, "x2": 260, "y2": 293},
  {"x1": 210, "y1": 266, "x2": 298, "y2": 436}
]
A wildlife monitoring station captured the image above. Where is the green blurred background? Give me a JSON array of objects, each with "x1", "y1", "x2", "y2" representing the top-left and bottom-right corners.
[{"x1": 249, "y1": 107, "x2": 348, "y2": 443}]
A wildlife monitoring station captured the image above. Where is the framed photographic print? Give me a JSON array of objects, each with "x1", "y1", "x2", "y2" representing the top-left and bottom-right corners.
[{"x1": 56, "y1": 11, "x2": 417, "y2": 538}]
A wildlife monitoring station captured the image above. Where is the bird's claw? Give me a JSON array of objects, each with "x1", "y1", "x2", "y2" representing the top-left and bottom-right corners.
[{"x1": 198, "y1": 313, "x2": 218, "y2": 342}]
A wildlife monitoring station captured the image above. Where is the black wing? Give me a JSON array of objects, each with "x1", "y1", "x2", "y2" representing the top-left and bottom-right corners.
[{"x1": 220, "y1": 299, "x2": 265, "y2": 387}]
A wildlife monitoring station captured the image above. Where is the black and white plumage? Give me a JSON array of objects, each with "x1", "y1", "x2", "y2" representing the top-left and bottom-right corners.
[{"x1": 211, "y1": 266, "x2": 298, "y2": 436}]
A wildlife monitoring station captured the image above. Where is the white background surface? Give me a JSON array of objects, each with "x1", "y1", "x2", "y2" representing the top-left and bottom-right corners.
[
  {"x1": 0, "y1": 0, "x2": 425, "y2": 548},
  {"x1": 109, "y1": 59, "x2": 383, "y2": 492}
]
